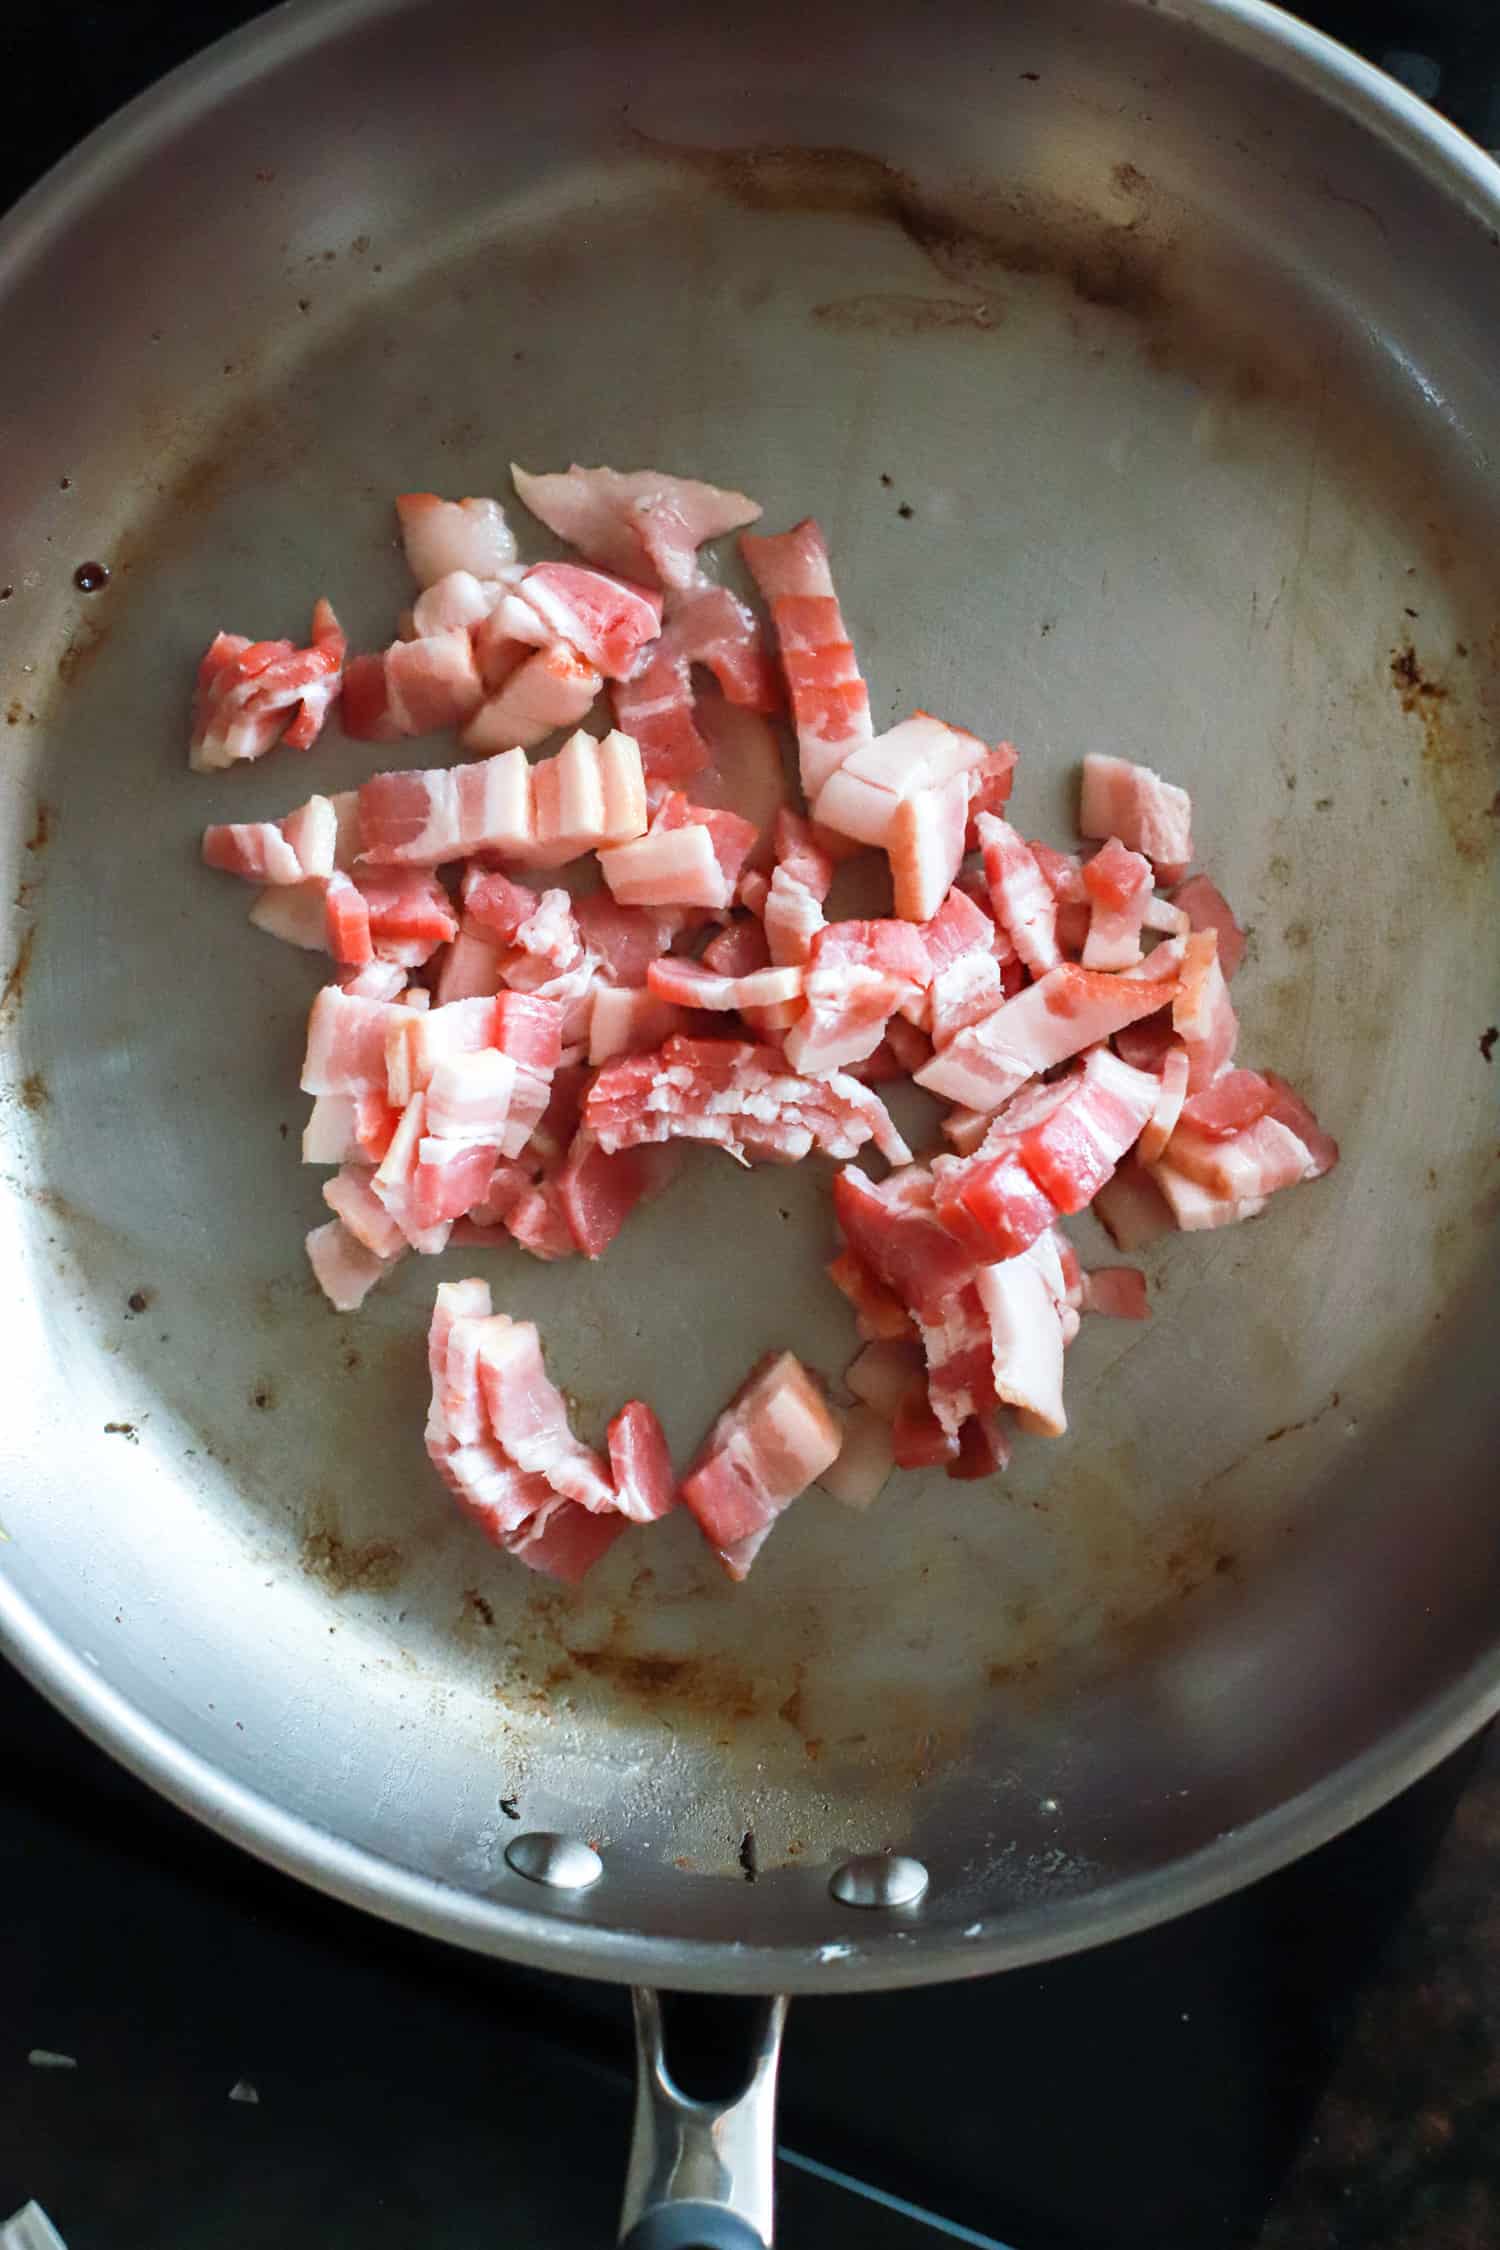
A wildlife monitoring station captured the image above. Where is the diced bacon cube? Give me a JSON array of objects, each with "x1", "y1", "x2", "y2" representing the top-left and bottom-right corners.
[
  {"x1": 891, "y1": 1386, "x2": 959, "y2": 1469},
  {"x1": 1137, "y1": 1042, "x2": 1192, "y2": 1164},
  {"x1": 1093, "y1": 1151, "x2": 1177, "y2": 1249},
  {"x1": 932, "y1": 1145, "x2": 1059, "y2": 1262},
  {"x1": 340, "y1": 651, "x2": 401, "y2": 743},
  {"x1": 435, "y1": 929, "x2": 505, "y2": 1003},
  {"x1": 474, "y1": 1316, "x2": 614, "y2": 1509},
  {"x1": 1263, "y1": 1073, "x2": 1339, "y2": 1178},
  {"x1": 826, "y1": 1248, "x2": 914, "y2": 1342},
  {"x1": 1173, "y1": 931, "x2": 1238, "y2": 1091},
  {"x1": 819, "y1": 1404, "x2": 896, "y2": 1509},
  {"x1": 1147, "y1": 1161, "x2": 1269, "y2": 1232},
  {"x1": 383, "y1": 628, "x2": 485, "y2": 736},
  {"x1": 1079, "y1": 754, "x2": 1194, "y2": 882},
  {"x1": 589, "y1": 985, "x2": 690, "y2": 1063},
  {"x1": 412, "y1": 1137, "x2": 499, "y2": 1230},
  {"x1": 845, "y1": 1336, "x2": 926, "y2": 1420},
  {"x1": 396, "y1": 492, "x2": 516, "y2": 586},
  {"x1": 964, "y1": 745, "x2": 1018, "y2": 840},
  {"x1": 890, "y1": 768, "x2": 970, "y2": 922},
  {"x1": 1081, "y1": 836, "x2": 1155, "y2": 970},
  {"x1": 518, "y1": 562, "x2": 663, "y2": 679},
  {"x1": 306, "y1": 1218, "x2": 401, "y2": 1312},
  {"x1": 502, "y1": 1496, "x2": 631, "y2": 1582},
  {"x1": 606, "y1": 1401, "x2": 678, "y2": 1523},
  {"x1": 1157, "y1": 1113, "x2": 1317, "y2": 1202},
  {"x1": 978, "y1": 814, "x2": 1059, "y2": 976},
  {"x1": 555, "y1": 1129, "x2": 676, "y2": 1258},
  {"x1": 832, "y1": 1165, "x2": 976, "y2": 1319},
  {"x1": 1171, "y1": 873, "x2": 1247, "y2": 979},
  {"x1": 680, "y1": 1350, "x2": 841, "y2": 1570},
  {"x1": 323, "y1": 1163, "x2": 409, "y2": 1260},
  {"x1": 302, "y1": 987, "x2": 424, "y2": 1097},
  {"x1": 424, "y1": 1048, "x2": 518, "y2": 1141},
  {"x1": 461, "y1": 643, "x2": 601, "y2": 752},
  {"x1": 1079, "y1": 1267, "x2": 1150, "y2": 1320},
  {"x1": 323, "y1": 870, "x2": 373, "y2": 966},
  {"x1": 598, "y1": 823, "x2": 730, "y2": 909},
  {"x1": 814, "y1": 713, "x2": 987, "y2": 848},
  {"x1": 1176, "y1": 1067, "x2": 1275, "y2": 1142},
  {"x1": 647, "y1": 958, "x2": 805, "y2": 1012},
  {"x1": 976, "y1": 1239, "x2": 1068, "y2": 1437}
]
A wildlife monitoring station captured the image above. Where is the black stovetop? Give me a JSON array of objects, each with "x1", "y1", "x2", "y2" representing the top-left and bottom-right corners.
[{"x1": 4, "y1": 6, "x2": 1499, "y2": 2246}]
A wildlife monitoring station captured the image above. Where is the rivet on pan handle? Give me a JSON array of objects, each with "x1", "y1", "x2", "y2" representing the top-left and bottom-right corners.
[{"x1": 618, "y1": 1990, "x2": 788, "y2": 2250}]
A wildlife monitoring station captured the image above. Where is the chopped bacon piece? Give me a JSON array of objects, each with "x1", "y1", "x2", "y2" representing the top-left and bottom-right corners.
[
  {"x1": 1003, "y1": 1046, "x2": 1159, "y2": 1215},
  {"x1": 412, "y1": 1137, "x2": 499, "y2": 1231},
  {"x1": 587, "y1": 1035, "x2": 909, "y2": 1166},
  {"x1": 814, "y1": 713, "x2": 987, "y2": 849},
  {"x1": 302, "y1": 987, "x2": 423, "y2": 1097},
  {"x1": 589, "y1": 985, "x2": 689, "y2": 1063},
  {"x1": 599, "y1": 821, "x2": 729, "y2": 910},
  {"x1": 503, "y1": 1497, "x2": 632, "y2": 1583},
  {"x1": 1171, "y1": 873, "x2": 1246, "y2": 979},
  {"x1": 474, "y1": 1315, "x2": 615, "y2": 1509},
  {"x1": 915, "y1": 1280, "x2": 1000, "y2": 1438},
  {"x1": 353, "y1": 869, "x2": 459, "y2": 966},
  {"x1": 1079, "y1": 753, "x2": 1194, "y2": 883},
  {"x1": 964, "y1": 745, "x2": 1019, "y2": 840},
  {"x1": 890, "y1": 768, "x2": 971, "y2": 922},
  {"x1": 513, "y1": 462, "x2": 761, "y2": 590},
  {"x1": 613, "y1": 588, "x2": 779, "y2": 783},
  {"x1": 1079, "y1": 1268, "x2": 1150, "y2": 1320},
  {"x1": 1147, "y1": 1161, "x2": 1270, "y2": 1233},
  {"x1": 1263, "y1": 1074, "x2": 1339, "y2": 1177},
  {"x1": 322, "y1": 1163, "x2": 409, "y2": 1259},
  {"x1": 1081, "y1": 835, "x2": 1155, "y2": 971},
  {"x1": 647, "y1": 958, "x2": 805, "y2": 1012},
  {"x1": 1177, "y1": 1067, "x2": 1275, "y2": 1141},
  {"x1": 462, "y1": 868, "x2": 541, "y2": 946},
  {"x1": 933, "y1": 1144, "x2": 1060, "y2": 1262},
  {"x1": 358, "y1": 747, "x2": 531, "y2": 866},
  {"x1": 383, "y1": 628, "x2": 485, "y2": 736},
  {"x1": 435, "y1": 929, "x2": 504, "y2": 1003},
  {"x1": 409, "y1": 569, "x2": 502, "y2": 639},
  {"x1": 323, "y1": 870, "x2": 373, "y2": 965},
  {"x1": 740, "y1": 519, "x2": 873, "y2": 799},
  {"x1": 570, "y1": 893, "x2": 674, "y2": 986},
  {"x1": 462, "y1": 642, "x2": 601, "y2": 753},
  {"x1": 504, "y1": 1179, "x2": 578, "y2": 1260},
  {"x1": 978, "y1": 813, "x2": 1060, "y2": 976},
  {"x1": 820, "y1": 1403, "x2": 896, "y2": 1509},
  {"x1": 339, "y1": 651, "x2": 401, "y2": 743},
  {"x1": 305, "y1": 1217, "x2": 401, "y2": 1311},
  {"x1": 423, "y1": 1048, "x2": 518, "y2": 1141},
  {"x1": 783, "y1": 917, "x2": 932, "y2": 1076},
  {"x1": 826, "y1": 1248, "x2": 914, "y2": 1342},
  {"x1": 1093, "y1": 1151, "x2": 1177, "y2": 1250},
  {"x1": 606, "y1": 1401, "x2": 678, "y2": 1523},
  {"x1": 680, "y1": 1350, "x2": 840, "y2": 1572},
  {"x1": 203, "y1": 793, "x2": 337, "y2": 886},
  {"x1": 554, "y1": 1129, "x2": 678, "y2": 1258},
  {"x1": 396, "y1": 493, "x2": 516, "y2": 585},
  {"x1": 689, "y1": 702, "x2": 789, "y2": 873},
  {"x1": 1137, "y1": 1043, "x2": 1192, "y2": 1164},
  {"x1": 517, "y1": 562, "x2": 663, "y2": 679},
  {"x1": 248, "y1": 881, "x2": 330, "y2": 951},
  {"x1": 845, "y1": 1336, "x2": 926, "y2": 1420},
  {"x1": 947, "y1": 1414, "x2": 1011, "y2": 1481},
  {"x1": 190, "y1": 601, "x2": 345, "y2": 771},
  {"x1": 915, "y1": 963, "x2": 1179, "y2": 1112},
  {"x1": 891, "y1": 1386, "x2": 959, "y2": 1469},
  {"x1": 832, "y1": 1165, "x2": 975, "y2": 1319},
  {"x1": 1173, "y1": 930, "x2": 1238, "y2": 1091},
  {"x1": 1157, "y1": 1113, "x2": 1319, "y2": 1203},
  {"x1": 976, "y1": 1236, "x2": 1069, "y2": 1437}
]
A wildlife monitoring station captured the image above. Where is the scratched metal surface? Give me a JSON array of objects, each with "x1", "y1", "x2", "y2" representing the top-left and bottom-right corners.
[{"x1": 0, "y1": 0, "x2": 1497, "y2": 1991}]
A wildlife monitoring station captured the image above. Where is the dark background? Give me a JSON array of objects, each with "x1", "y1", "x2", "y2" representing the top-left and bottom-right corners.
[{"x1": 3, "y1": 6, "x2": 1499, "y2": 2246}]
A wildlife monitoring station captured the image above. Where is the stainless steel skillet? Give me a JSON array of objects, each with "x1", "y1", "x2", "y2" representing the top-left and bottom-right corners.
[{"x1": 0, "y1": 0, "x2": 1497, "y2": 2239}]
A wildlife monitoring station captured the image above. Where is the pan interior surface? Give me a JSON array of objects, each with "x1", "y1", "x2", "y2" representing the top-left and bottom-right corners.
[{"x1": 0, "y1": 0, "x2": 1497, "y2": 1988}]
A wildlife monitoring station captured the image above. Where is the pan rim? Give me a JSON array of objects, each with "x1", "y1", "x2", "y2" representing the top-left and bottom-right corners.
[{"x1": 2, "y1": 0, "x2": 1498, "y2": 1991}]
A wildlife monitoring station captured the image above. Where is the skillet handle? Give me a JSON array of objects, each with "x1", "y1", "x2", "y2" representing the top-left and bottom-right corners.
[{"x1": 618, "y1": 1988, "x2": 788, "y2": 2250}]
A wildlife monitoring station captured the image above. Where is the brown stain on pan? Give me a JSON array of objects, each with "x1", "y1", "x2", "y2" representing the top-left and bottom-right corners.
[
  {"x1": 300, "y1": 1527, "x2": 403, "y2": 1596},
  {"x1": 1390, "y1": 640, "x2": 1499, "y2": 864},
  {"x1": 0, "y1": 924, "x2": 36, "y2": 1029},
  {"x1": 813, "y1": 292, "x2": 1003, "y2": 336},
  {"x1": 633, "y1": 134, "x2": 1317, "y2": 406}
]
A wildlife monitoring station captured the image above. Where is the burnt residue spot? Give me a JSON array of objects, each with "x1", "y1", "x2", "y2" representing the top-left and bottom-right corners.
[
  {"x1": 1313, "y1": 795, "x2": 1333, "y2": 812},
  {"x1": 1391, "y1": 643, "x2": 1446, "y2": 709},
  {"x1": 880, "y1": 472, "x2": 893, "y2": 487},
  {"x1": 125, "y1": 1288, "x2": 153, "y2": 1316},
  {"x1": 1019, "y1": 70, "x2": 1040, "y2": 82},
  {"x1": 72, "y1": 561, "x2": 109, "y2": 593},
  {"x1": 1389, "y1": 641, "x2": 1496, "y2": 863},
  {"x1": 814, "y1": 291, "x2": 1000, "y2": 335},
  {"x1": 58, "y1": 477, "x2": 71, "y2": 492},
  {"x1": 300, "y1": 1530, "x2": 402, "y2": 1594},
  {"x1": 278, "y1": 1121, "x2": 288, "y2": 1140},
  {"x1": 0, "y1": 587, "x2": 12, "y2": 602},
  {"x1": 19, "y1": 1071, "x2": 48, "y2": 1112},
  {"x1": 738, "y1": 1830, "x2": 758, "y2": 1883},
  {"x1": 1112, "y1": 161, "x2": 1150, "y2": 198},
  {"x1": 635, "y1": 135, "x2": 1176, "y2": 329},
  {"x1": 898, "y1": 502, "x2": 914, "y2": 520},
  {"x1": 499, "y1": 1796, "x2": 520, "y2": 1821},
  {"x1": 1481, "y1": 1027, "x2": 1497, "y2": 1064},
  {"x1": 103, "y1": 1422, "x2": 138, "y2": 1442},
  {"x1": 251, "y1": 1384, "x2": 274, "y2": 1410},
  {"x1": 1284, "y1": 919, "x2": 1311, "y2": 951},
  {"x1": 1265, "y1": 1392, "x2": 1341, "y2": 1444},
  {"x1": 24, "y1": 802, "x2": 52, "y2": 853},
  {"x1": 1, "y1": 925, "x2": 37, "y2": 1028},
  {"x1": 297, "y1": 297, "x2": 312, "y2": 313},
  {"x1": 342, "y1": 1347, "x2": 362, "y2": 1372},
  {"x1": 462, "y1": 1587, "x2": 496, "y2": 1628}
]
